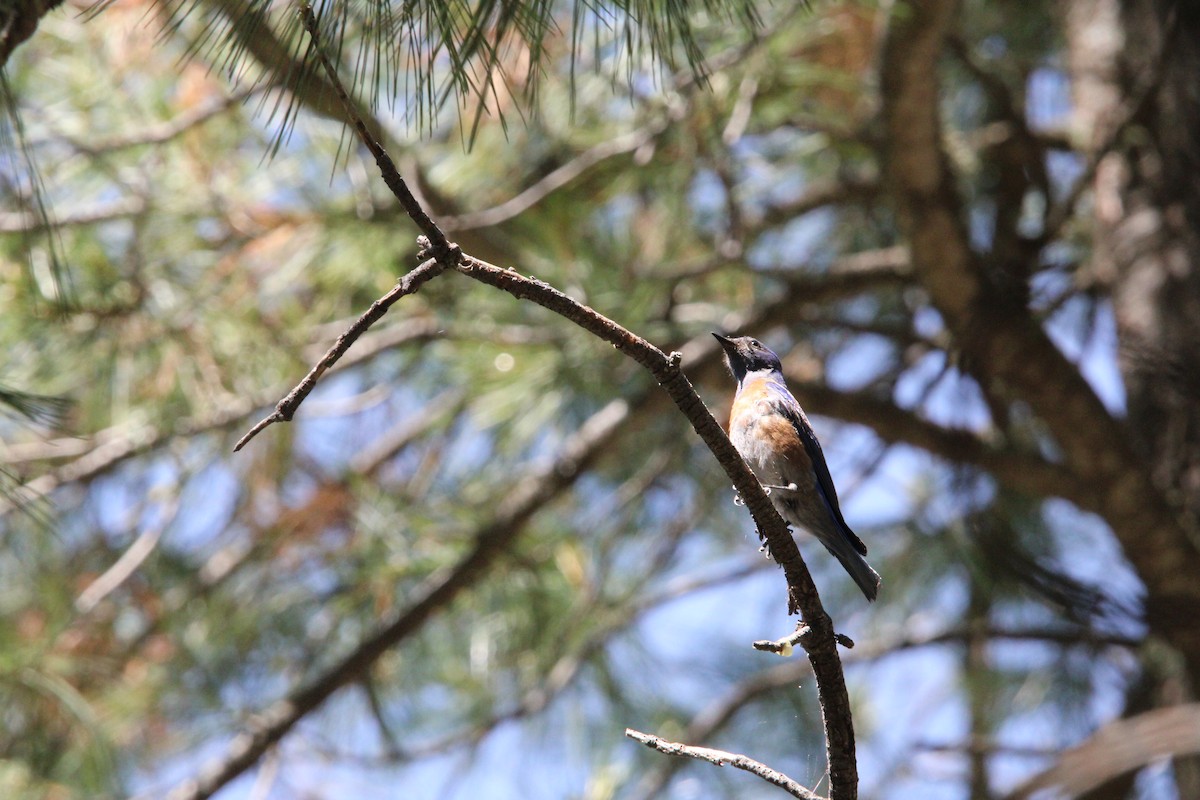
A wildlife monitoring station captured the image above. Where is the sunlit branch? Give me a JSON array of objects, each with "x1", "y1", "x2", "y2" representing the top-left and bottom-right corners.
[
  {"x1": 347, "y1": 388, "x2": 466, "y2": 476},
  {"x1": 433, "y1": 15, "x2": 799, "y2": 234},
  {"x1": 440, "y1": 123, "x2": 669, "y2": 232},
  {"x1": 626, "y1": 729, "x2": 825, "y2": 800},
  {"x1": 630, "y1": 622, "x2": 1141, "y2": 800},
  {"x1": 389, "y1": 553, "x2": 763, "y2": 765},
  {"x1": 914, "y1": 737, "x2": 1059, "y2": 759},
  {"x1": 755, "y1": 173, "x2": 881, "y2": 231},
  {"x1": 233, "y1": 257, "x2": 447, "y2": 451},
  {"x1": 305, "y1": 316, "x2": 557, "y2": 356},
  {"x1": 1038, "y1": 78, "x2": 1154, "y2": 243},
  {"x1": 103, "y1": 393, "x2": 465, "y2": 672}
]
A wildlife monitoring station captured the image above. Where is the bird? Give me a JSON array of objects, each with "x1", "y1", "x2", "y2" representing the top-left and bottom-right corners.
[{"x1": 713, "y1": 333, "x2": 881, "y2": 601}]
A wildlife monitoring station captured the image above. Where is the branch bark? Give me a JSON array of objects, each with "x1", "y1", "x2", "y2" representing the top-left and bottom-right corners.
[{"x1": 626, "y1": 729, "x2": 825, "y2": 800}]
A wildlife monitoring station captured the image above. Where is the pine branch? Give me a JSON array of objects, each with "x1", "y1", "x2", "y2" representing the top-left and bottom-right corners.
[{"x1": 211, "y1": 5, "x2": 862, "y2": 799}]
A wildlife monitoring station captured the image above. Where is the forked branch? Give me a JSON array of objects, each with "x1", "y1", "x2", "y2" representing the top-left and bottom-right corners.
[{"x1": 219, "y1": 5, "x2": 861, "y2": 800}]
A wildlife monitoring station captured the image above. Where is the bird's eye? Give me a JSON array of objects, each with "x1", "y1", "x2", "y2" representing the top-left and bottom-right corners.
[{"x1": 751, "y1": 339, "x2": 762, "y2": 348}]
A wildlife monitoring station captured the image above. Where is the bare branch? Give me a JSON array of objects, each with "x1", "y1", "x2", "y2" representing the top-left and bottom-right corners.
[
  {"x1": 347, "y1": 388, "x2": 466, "y2": 476},
  {"x1": 631, "y1": 623, "x2": 1140, "y2": 800},
  {"x1": 450, "y1": 255, "x2": 860, "y2": 796},
  {"x1": 626, "y1": 729, "x2": 825, "y2": 800},
  {"x1": 221, "y1": 8, "x2": 862, "y2": 799},
  {"x1": 233, "y1": 257, "x2": 447, "y2": 451},
  {"x1": 755, "y1": 174, "x2": 880, "y2": 231},
  {"x1": 1040, "y1": 84, "x2": 1150, "y2": 243}
]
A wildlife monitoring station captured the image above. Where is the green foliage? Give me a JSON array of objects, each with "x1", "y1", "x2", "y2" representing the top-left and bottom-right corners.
[
  {"x1": 150, "y1": 0, "x2": 766, "y2": 145},
  {"x1": 0, "y1": 0, "x2": 1157, "y2": 798}
]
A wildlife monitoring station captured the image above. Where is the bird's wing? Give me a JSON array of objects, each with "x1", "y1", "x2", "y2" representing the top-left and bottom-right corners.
[{"x1": 775, "y1": 397, "x2": 869, "y2": 557}]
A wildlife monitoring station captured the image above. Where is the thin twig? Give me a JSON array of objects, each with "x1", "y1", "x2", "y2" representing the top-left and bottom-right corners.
[
  {"x1": 631, "y1": 622, "x2": 1142, "y2": 800},
  {"x1": 233, "y1": 257, "x2": 446, "y2": 451},
  {"x1": 1039, "y1": 17, "x2": 1168, "y2": 244},
  {"x1": 625, "y1": 729, "x2": 826, "y2": 800},
  {"x1": 296, "y1": 3, "x2": 450, "y2": 253},
  {"x1": 754, "y1": 623, "x2": 855, "y2": 657},
  {"x1": 245, "y1": 746, "x2": 280, "y2": 800},
  {"x1": 0, "y1": 195, "x2": 145, "y2": 234},
  {"x1": 234, "y1": 1, "x2": 468, "y2": 452},
  {"x1": 1039, "y1": 100, "x2": 1141, "y2": 243}
]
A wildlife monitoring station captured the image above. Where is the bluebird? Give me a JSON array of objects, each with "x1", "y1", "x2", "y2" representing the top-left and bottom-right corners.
[{"x1": 714, "y1": 333, "x2": 880, "y2": 601}]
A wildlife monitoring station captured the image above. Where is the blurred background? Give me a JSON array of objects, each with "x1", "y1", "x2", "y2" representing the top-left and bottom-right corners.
[{"x1": 2, "y1": 0, "x2": 1199, "y2": 798}]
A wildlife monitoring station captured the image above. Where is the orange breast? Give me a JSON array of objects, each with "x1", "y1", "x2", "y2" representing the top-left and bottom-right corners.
[{"x1": 729, "y1": 377, "x2": 811, "y2": 473}]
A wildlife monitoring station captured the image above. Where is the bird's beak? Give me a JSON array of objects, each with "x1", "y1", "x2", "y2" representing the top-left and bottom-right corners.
[{"x1": 712, "y1": 332, "x2": 740, "y2": 364}]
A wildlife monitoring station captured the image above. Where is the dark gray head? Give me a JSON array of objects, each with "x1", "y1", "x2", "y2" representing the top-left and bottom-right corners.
[{"x1": 712, "y1": 333, "x2": 783, "y2": 383}]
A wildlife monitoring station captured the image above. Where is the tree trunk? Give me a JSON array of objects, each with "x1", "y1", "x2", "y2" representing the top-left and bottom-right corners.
[{"x1": 1068, "y1": 0, "x2": 1200, "y2": 794}]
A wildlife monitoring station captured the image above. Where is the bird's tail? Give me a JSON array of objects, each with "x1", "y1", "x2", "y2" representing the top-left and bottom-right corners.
[{"x1": 818, "y1": 529, "x2": 881, "y2": 602}]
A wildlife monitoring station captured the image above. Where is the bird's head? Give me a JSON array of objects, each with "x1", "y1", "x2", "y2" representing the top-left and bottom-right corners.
[{"x1": 712, "y1": 333, "x2": 783, "y2": 383}]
